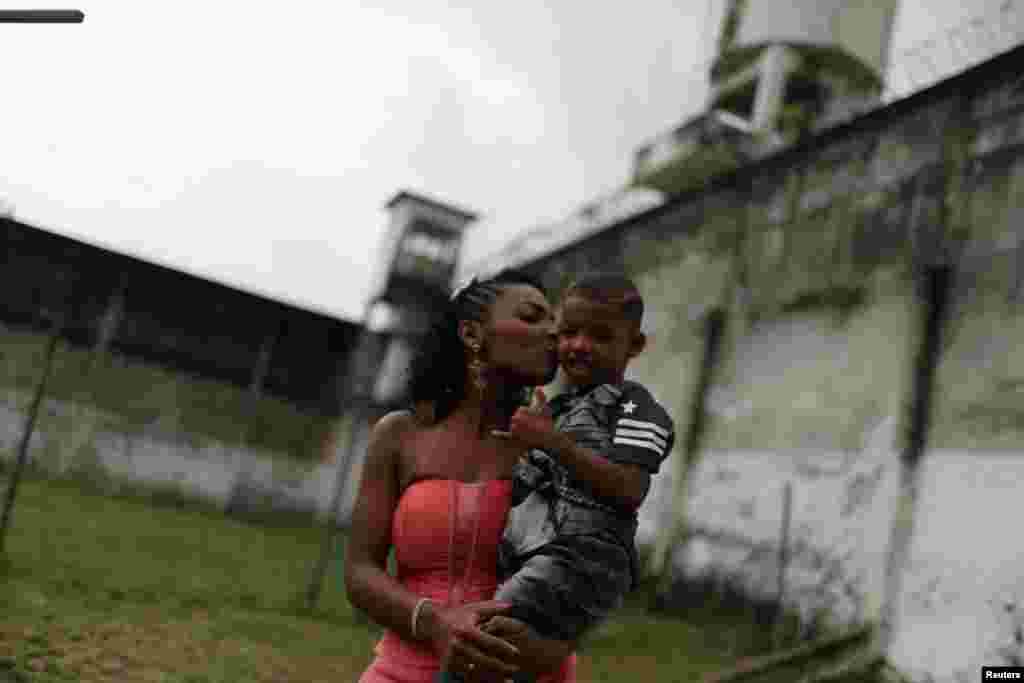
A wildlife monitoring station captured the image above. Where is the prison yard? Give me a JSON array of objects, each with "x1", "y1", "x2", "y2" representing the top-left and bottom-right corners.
[
  {"x1": 3, "y1": 2, "x2": 1023, "y2": 680},
  {"x1": 0, "y1": 470, "x2": 886, "y2": 683}
]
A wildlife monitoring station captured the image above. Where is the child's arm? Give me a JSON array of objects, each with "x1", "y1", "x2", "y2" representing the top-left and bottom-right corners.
[
  {"x1": 493, "y1": 387, "x2": 652, "y2": 510},
  {"x1": 542, "y1": 429, "x2": 650, "y2": 510}
]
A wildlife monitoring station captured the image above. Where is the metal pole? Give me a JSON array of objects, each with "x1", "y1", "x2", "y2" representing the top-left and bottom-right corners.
[
  {"x1": 224, "y1": 325, "x2": 279, "y2": 516},
  {"x1": 0, "y1": 7, "x2": 84, "y2": 551},
  {"x1": 60, "y1": 283, "x2": 124, "y2": 472},
  {"x1": 0, "y1": 319, "x2": 61, "y2": 554},
  {"x1": 305, "y1": 403, "x2": 366, "y2": 609},
  {"x1": 773, "y1": 481, "x2": 793, "y2": 647},
  {"x1": 305, "y1": 300, "x2": 377, "y2": 609}
]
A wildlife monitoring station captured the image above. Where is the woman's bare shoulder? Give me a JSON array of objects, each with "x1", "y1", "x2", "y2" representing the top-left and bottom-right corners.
[
  {"x1": 358, "y1": 412, "x2": 417, "y2": 481},
  {"x1": 373, "y1": 406, "x2": 442, "y2": 443},
  {"x1": 371, "y1": 409, "x2": 419, "y2": 440}
]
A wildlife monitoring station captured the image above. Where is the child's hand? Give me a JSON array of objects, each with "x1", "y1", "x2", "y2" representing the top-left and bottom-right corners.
[{"x1": 491, "y1": 387, "x2": 561, "y2": 453}]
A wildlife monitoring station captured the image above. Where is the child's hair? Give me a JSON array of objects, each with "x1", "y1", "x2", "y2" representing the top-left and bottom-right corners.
[
  {"x1": 407, "y1": 268, "x2": 547, "y2": 421},
  {"x1": 564, "y1": 272, "x2": 644, "y2": 327}
]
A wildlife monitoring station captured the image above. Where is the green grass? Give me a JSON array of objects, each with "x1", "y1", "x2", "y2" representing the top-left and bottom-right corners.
[
  {"x1": 0, "y1": 472, "x2": 881, "y2": 682},
  {"x1": 1, "y1": 473, "x2": 367, "y2": 682},
  {"x1": 0, "y1": 474, "x2": 351, "y2": 619}
]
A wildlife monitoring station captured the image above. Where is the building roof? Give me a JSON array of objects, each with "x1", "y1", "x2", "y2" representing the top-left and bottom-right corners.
[
  {"x1": 1, "y1": 214, "x2": 359, "y2": 326},
  {"x1": 384, "y1": 190, "x2": 479, "y2": 222},
  {"x1": 461, "y1": 41, "x2": 1024, "y2": 279}
]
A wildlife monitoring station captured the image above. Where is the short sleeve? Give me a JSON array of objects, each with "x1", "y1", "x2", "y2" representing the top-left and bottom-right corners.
[{"x1": 607, "y1": 382, "x2": 675, "y2": 474}]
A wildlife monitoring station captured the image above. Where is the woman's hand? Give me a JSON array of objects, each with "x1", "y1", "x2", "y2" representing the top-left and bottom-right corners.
[
  {"x1": 421, "y1": 600, "x2": 521, "y2": 680},
  {"x1": 480, "y1": 615, "x2": 574, "y2": 677}
]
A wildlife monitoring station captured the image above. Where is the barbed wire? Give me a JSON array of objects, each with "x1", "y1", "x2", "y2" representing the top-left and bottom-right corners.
[
  {"x1": 464, "y1": 2, "x2": 1024, "y2": 275},
  {"x1": 885, "y1": 1, "x2": 1024, "y2": 102},
  {"x1": 670, "y1": 1, "x2": 1024, "y2": 110}
]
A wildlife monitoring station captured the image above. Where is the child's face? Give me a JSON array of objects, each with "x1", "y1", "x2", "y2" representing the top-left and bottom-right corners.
[{"x1": 556, "y1": 294, "x2": 643, "y2": 387}]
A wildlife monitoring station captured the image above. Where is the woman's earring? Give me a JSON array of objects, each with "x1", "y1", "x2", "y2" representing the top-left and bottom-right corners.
[{"x1": 469, "y1": 343, "x2": 487, "y2": 394}]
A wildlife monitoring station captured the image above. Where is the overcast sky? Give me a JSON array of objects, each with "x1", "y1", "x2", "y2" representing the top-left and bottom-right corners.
[{"x1": 0, "y1": 0, "x2": 1009, "y2": 321}]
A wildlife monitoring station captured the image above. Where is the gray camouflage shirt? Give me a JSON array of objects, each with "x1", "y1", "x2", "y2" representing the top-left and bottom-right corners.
[{"x1": 501, "y1": 380, "x2": 676, "y2": 589}]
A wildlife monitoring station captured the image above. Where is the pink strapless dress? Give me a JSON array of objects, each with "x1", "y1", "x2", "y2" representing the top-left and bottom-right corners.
[{"x1": 358, "y1": 479, "x2": 576, "y2": 682}]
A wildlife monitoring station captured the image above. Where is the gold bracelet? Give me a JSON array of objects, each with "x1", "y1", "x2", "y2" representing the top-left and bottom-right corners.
[{"x1": 411, "y1": 597, "x2": 433, "y2": 640}]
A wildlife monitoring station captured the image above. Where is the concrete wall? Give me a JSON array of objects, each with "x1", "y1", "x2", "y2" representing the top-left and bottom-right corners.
[
  {"x1": 0, "y1": 214, "x2": 364, "y2": 522},
  {"x1": 681, "y1": 290, "x2": 912, "y2": 629},
  {"x1": 0, "y1": 389, "x2": 369, "y2": 524},
  {"x1": 885, "y1": 76, "x2": 1024, "y2": 680},
  {"x1": 0, "y1": 184, "x2": 377, "y2": 520},
  {"x1": 503, "y1": 46, "x2": 1024, "y2": 682}
]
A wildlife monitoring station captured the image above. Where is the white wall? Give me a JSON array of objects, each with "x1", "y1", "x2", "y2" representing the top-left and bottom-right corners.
[
  {"x1": 0, "y1": 393, "x2": 369, "y2": 525},
  {"x1": 888, "y1": 451, "x2": 1024, "y2": 681}
]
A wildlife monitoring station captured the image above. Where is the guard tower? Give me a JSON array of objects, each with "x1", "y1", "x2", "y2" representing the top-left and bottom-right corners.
[
  {"x1": 632, "y1": 0, "x2": 899, "y2": 196},
  {"x1": 363, "y1": 190, "x2": 478, "y2": 408},
  {"x1": 306, "y1": 190, "x2": 477, "y2": 608},
  {"x1": 711, "y1": 0, "x2": 898, "y2": 138}
]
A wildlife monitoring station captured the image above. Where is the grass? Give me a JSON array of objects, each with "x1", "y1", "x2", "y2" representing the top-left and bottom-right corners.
[
  {"x1": 1, "y1": 472, "x2": 366, "y2": 682},
  {"x1": 0, "y1": 471, "x2": 878, "y2": 682}
]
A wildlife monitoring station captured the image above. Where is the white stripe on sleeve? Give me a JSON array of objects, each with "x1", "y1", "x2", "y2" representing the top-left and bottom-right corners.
[
  {"x1": 613, "y1": 436, "x2": 665, "y2": 456},
  {"x1": 614, "y1": 427, "x2": 667, "y2": 449},
  {"x1": 617, "y1": 418, "x2": 670, "y2": 438}
]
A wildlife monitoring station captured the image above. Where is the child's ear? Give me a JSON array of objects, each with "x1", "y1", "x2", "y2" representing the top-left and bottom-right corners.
[{"x1": 628, "y1": 330, "x2": 646, "y2": 358}]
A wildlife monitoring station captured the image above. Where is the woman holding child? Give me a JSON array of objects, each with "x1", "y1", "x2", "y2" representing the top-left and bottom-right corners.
[
  {"x1": 346, "y1": 269, "x2": 675, "y2": 682},
  {"x1": 345, "y1": 270, "x2": 577, "y2": 682}
]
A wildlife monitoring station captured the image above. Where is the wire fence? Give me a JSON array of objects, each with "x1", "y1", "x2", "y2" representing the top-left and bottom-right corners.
[
  {"x1": 464, "y1": 1, "x2": 1024, "y2": 307},
  {"x1": 673, "y1": 1, "x2": 1024, "y2": 112},
  {"x1": 885, "y1": 1, "x2": 1024, "y2": 103}
]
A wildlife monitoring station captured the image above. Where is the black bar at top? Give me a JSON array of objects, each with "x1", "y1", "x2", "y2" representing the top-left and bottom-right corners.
[{"x1": 0, "y1": 10, "x2": 84, "y2": 23}]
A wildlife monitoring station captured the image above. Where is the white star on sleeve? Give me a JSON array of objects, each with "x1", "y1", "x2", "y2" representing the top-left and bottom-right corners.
[{"x1": 622, "y1": 400, "x2": 637, "y2": 414}]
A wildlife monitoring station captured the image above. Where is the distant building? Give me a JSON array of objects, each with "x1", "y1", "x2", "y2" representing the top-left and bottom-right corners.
[
  {"x1": 0, "y1": 191, "x2": 476, "y2": 518},
  {"x1": 0, "y1": 214, "x2": 362, "y2": 416}
]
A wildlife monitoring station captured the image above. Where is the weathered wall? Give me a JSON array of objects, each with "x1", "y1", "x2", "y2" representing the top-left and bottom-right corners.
[
  {"x1": 0, "y1": 213, "x2": 371, "y2": 520},
  {"x1": 678, "y1": 273, "x2": 914, "y2": 627},
  {"x1": 886, "y1": 75, "x2": 1024, "y2": 680},
  {"x1": 888, "y1": 453, "x2": 1024, "y2": 681},
  {"x1": 0, "y1": 384, "x2": 369, "y2": 524},
  {"x1": 509, "y1": 47, "x2": 1024, "y2": 682},
  {"x1": 0, "y1": 215, "x2": 364, "y2": 499},
  {"x1": 0, "y1": 324, "x2": 335, "y2": 471}
]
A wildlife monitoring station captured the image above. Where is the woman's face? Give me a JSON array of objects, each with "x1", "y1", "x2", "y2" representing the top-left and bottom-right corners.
[{"x1": 481, "y1": 284, "x2": 558, "y2": 386}]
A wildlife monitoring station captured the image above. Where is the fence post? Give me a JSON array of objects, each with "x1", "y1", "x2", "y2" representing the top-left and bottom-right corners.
[
  {"x1": 305, "y1": 299, "x2": 380, "y2": 609},
  {"x1": 0, "y1": 319, "x2": 62, "y2": 554},
  {"x1": 773, "y1": 480, "x2": 793, "y2": 647}
]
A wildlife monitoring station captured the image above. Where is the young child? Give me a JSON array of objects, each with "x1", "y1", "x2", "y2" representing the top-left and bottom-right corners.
[{"x1": 437, "y1": 273, "x2": 676, "y2": 682}]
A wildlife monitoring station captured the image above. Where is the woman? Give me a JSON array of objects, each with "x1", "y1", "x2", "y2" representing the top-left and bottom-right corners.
[{"x1": 346, "y1": 270, "x2": 577, "y2": 682}]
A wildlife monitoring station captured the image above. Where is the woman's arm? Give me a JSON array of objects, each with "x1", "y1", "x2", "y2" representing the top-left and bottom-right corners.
[
  {"x1": 344, "y1": 412, "x2": 421, "y2": 636},
  {"x1": 343, "y1": 412, "x2": 519, "y2": 675}
]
